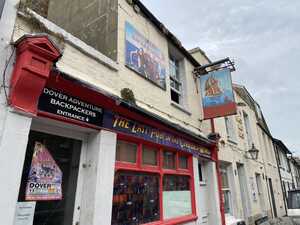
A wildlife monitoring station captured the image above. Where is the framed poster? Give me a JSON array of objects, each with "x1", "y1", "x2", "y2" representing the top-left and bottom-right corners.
[
  {"x1": 200, "y1": 68, "x2": 237, "y2": 119},
  {"x1": 125, "y1": 21, "x2": 166, "y2": 89}
]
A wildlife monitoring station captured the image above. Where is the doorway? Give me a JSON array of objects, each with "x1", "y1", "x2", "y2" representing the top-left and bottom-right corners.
[
  {"x1": 268, "y1": 178, "x2": 277, "y2": 218},
  {"x1": 237, "y1": 163, "x2": 249, "y2": 220},
  {"x1": 17, "y1": 130, "x2": 82, "y2": 225}
]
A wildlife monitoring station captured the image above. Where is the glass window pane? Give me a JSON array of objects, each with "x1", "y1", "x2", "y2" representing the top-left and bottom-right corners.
[
  {"x1": 163, "y1": 151, "x2": 176, "y2": 169},
  {"x1": 223, "y1": 190, "x2": 231, "y2": 214},
  {"x1": 163, "y1": 175, "x2": 192, "y2": 219},
  {"x1": 116, "y1": 140, "x2": 137, "y2": 163},
  {"x1": 179, "y1": 156, "x2": 188, "y2": 169},
  {"x1": 112, "y1": 172, "x2": 160, "y2": 225},
  {"x1": 142, "y1": 146, "x2": 158, "y2": 166},
  {"x1": 220, "y1": 168, "x2": 229, "y2": 189}
]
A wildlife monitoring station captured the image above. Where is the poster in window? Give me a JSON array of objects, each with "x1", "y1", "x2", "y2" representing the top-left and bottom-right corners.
[
  {"x1": 14, "y1": 202, "x2": 36, "y2": 225},
  {"x1": 163, "y1": 191, "x2": 192, "y2": 219},
  {"x1": 200, "y1": 68, "x2": 237, "y2": 119},
  {"x1": 125, "y1": 21, "x2": 166, "y2": 89},
  {"x1": 25, "y1": 142, "x2": 62, "y2": 201}
]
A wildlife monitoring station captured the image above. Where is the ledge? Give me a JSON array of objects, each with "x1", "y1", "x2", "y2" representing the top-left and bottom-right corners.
[
  {"x1": 171, "y1": 102, "x2": 192, "y2": 116},
  {"x1": 24, "y1": 9, "x2": 119, "y2": 72}
]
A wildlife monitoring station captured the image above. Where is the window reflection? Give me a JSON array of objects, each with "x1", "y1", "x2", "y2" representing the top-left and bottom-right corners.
[{"x1": 112, "y1": 172, "x2": 160, "y2": 225}]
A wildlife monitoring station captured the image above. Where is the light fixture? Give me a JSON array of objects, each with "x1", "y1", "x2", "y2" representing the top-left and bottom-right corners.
[{"x1": 245, "y1": 143, "x2": 259, "y2": 160}]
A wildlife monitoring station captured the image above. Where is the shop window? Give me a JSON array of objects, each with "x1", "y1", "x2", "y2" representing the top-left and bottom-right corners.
[
  {"x1": 163, "y1": 151, "x2": 176, "y2": 169},
  {"x1": 179, "y1": 155, "x2": 188, "y2": 169},
  {"x1": 112, "y1": 172, "x2": 160, "y2": 225},
  {"x1": 116, "y1": 140, "x2": 137, "y2": 163},
  {"x1": 163, "y1": 175, "x2": 192, "y2": 219},
  {"x1": 142, "y1": 146, "x2": 158, "y2": 166},
  {"x1": 113, "y1": 139, "x2": 195, "y2": 224}
]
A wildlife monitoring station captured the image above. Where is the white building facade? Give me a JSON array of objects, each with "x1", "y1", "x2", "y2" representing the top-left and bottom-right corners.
[
  {"x1": 0, "y1": 1, "x2": 226, "y2": 225},
  {"x1": 212, "y1": 85, "x2": 286, "y2": 225}
]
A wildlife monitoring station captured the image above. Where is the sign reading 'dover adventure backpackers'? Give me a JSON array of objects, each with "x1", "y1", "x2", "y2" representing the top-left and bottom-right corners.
[
  {"x1": 38, "y1": 87, "x2": 102, "y2": 127},
  {"x1": 103, "y1": 112, "x2": 211, "y2": 158}
]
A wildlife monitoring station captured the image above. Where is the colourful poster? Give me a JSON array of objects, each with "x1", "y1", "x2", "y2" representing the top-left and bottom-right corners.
[
  {"x1": 200, "y1": 68, "x2": 237, "y2": 119},
  {"x1": 125, "y1": 21, "x2": 166, "y2": 89},
  {"x1": 25, "y1": 142, "x2": 62, "y2": 201}
]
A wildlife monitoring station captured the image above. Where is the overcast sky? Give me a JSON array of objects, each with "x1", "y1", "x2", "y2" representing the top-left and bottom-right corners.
[{"x1": 141, "y1": 0, "x2": 300, "y2": 153}]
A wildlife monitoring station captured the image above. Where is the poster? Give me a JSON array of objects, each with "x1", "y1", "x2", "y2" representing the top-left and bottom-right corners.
[
  {"x1": 14, "y1": 202, "x2": 36, "y2": 225},
  {"x1": 200, "y1": 68, "x2": 237, "y2": 119},
  {"x1": 125, "y1": 21, "x2": 166, "y2": 89},
  {"x1": 25, "y1": 142, "x2": 62, "y2": 201},
  {"x1": 163, "y1": 191, "x2": 192, "y2": 219}
]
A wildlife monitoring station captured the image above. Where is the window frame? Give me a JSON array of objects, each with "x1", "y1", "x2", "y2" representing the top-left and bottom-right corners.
[
  {"x1": 225, "y1": 116, "x2": 237, "y2": 143},
  {"x1": 169, "y1": 56, "x2": 183, "y2": 106},
  {"x1": 114, "y1": 134, "x2": 197, "y2": 225}
]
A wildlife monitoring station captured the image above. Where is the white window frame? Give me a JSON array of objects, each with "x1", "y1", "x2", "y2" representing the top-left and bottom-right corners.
[
  {"x1": 225, "y1": 116, "x2": 237, "y2": 143},
  {"x1": 220, "y1": 166, "x2": 233, "y2": 215},
  {"x1": 243, "y1": 111, "x2": 253, "y2": 148},
  {"x1": 169, "y1": 56, "x2": 183, "y2": 105}
]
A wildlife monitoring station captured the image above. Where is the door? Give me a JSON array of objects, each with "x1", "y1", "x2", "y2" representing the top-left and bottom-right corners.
[
  {"x1": 255, "y1": 174, "x2": 266, "y2": 215},
  {"x1": 17, "y1": 130, "x2": 82, "y2": 225},
  {"x1": 237, "y1": 163, "x2": 249, "y2": 220},
  {"x1": 198, "y1": 161, "x2": 209, "y2": 224},
  {"x1": 268, "y1": 178, "x2": 278, "y2": 218}
]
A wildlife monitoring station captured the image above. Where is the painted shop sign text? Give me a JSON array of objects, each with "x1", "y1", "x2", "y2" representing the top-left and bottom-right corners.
[{"x1": 103, "y1": 112, "x2": 211, "y2": 158}]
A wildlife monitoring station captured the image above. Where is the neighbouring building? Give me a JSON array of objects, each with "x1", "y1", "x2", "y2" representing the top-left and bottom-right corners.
[
  {"x1": 0, "y1": 1, "x2": 229, "y2": 225},
  {"x1": 289, "y1": 156, "x2": 300, "y2": 189},
  {"x1": 210, "y1": 84, "x2": 286, "y2": 225},
  {"x1": 273, "y1": 138, "x2": 293, "y2": 212}
]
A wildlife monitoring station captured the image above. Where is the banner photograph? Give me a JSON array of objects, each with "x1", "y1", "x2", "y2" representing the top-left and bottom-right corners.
[
  {"x1": 125, "y1": 21, "x2": 166, "y2": 89},
  {"x1": 200, "y1": 68, "x2": 237, "y2": 119}
]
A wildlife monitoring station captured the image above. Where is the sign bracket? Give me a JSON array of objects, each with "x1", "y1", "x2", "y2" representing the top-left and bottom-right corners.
[{"x1": 193, "y1": 57, "x2": 235, "y2": 76}]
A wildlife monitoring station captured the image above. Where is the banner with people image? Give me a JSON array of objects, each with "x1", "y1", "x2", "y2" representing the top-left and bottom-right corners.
[
  {"x1": 200, "y1": 68, "x2": 237, "y2": 119},
  {"x1": 125, "y1": 21, "x2": 166, "y2": 89},
  {"x1": 25, "y1": 142, "x2": 62, "y2": 201}
]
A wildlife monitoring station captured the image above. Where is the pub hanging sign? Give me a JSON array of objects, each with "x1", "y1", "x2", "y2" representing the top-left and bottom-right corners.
[
  {"x1": 38, "y1": 87, "x2": 102, "y2": 127},
  {"x1": 103, "y1": 112, "x2": 211, "y2": 158}
]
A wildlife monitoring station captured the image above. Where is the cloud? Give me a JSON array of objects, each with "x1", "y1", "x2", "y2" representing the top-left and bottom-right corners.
[{"x1": 142, "y1": 0, "x2": 300, "y2": 152}]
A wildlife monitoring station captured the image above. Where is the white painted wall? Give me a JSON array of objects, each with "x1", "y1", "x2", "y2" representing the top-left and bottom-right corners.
[{"x1": 0, "y1": 110, "x2": 32, "y2": 225}]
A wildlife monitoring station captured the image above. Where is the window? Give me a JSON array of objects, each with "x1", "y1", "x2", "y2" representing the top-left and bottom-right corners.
[
  {"x1": 142, "y1": 145, "x2": 158, "y2": 166},
  {"x1": 116, "y1": 140, "x2": 137, "y2": 163},
  {"x1": 112, "y1": 139, "x2": 195, "y2": 225},
  {"x1": 163, "y1": 151, "x2": 176, "y2": 169},
  {"x1": 220, "y1": 165, "x2": 232, "y2": 214},
  {"x1": 169, "y1": 57, "x2": 183, "y2": 105},
  {"x1": 0, "y1": 0, "x2": 5, "y2": 19},
  {"x1": 243, "y1": 111, "x2": 252, "y2": 148},
  {"x1": 225, "y1": 116, "x2": 237, "y2": 142}
]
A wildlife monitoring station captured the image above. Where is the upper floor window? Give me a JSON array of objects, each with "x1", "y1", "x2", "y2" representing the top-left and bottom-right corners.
[
  {"x1": 243, "y1": 111, "x2": 253, "y2": 148},
  {"x1": 169, "y1": 57, "x2": 183, "y2": 105},
  {"x1": 225, "y1": 116, "x2": 237, "y2": 143}
]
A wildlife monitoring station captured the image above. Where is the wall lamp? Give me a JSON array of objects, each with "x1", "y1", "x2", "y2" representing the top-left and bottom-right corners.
[{"x1": 245, "y1": 143, "x2": 259, "y2": 160}]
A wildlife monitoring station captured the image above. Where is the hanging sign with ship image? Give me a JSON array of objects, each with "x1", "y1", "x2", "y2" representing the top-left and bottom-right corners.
[{"x1": 200, "y1": 68, "x2": 237, "y2": 119}]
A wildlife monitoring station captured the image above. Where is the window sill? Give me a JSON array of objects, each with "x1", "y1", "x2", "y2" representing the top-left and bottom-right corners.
[
  {"x1": 170, "y1": 102, "x2": 191, "y2": 116},
  {"x1": 144, "y1": 215, "x2": 198, "y2": 225},
  {"x1": 227, "y1": 139, "x2": 238, "y2": 145}
]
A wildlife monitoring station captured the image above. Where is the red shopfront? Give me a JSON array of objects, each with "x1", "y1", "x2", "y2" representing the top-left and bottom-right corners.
[{"x1": 8, "y1": 35, "x2": 220, "y2": 225}]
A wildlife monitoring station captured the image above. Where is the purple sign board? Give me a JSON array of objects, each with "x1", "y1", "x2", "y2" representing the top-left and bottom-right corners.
[{"x1": 103, "y1": 112, "x2": 211, "y2": 158}]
